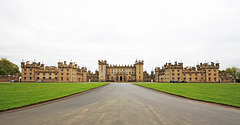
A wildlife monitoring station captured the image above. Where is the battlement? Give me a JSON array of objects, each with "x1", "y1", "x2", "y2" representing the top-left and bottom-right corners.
[
  {"x1": 108, "y1": 64, "x2": 135, "y2": 68},
  {"x1": 196, "y1": 62, "x2": 220, "y2": 70},
  {"x1": 98, "y1": 60, "x2": 107, "y2": 65},
  {"x1": 135, "y1": 60, "x2": 144, "y2": 65},
  {"x1": 21, "y1": 61, "x2": 44, "y2": 69},
  {"x1": 58, "y1": 61, "x2": 78, "y2": 68},
  {"x1": 163, "y1": 62, "x2": 183, "y2": 69}
]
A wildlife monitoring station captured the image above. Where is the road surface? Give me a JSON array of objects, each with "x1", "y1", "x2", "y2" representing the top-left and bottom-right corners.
[{"x1": 0, "y1": 83, "x2": 240, "y2": 125}]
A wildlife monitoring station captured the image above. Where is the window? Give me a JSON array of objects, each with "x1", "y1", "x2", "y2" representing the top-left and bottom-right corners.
[
  {"x1": 30, "y1": 77, "x2": 32, "y2": 80},
  {"x1": 67, "y1": 73, "x2": 69, "y2": 75},
  {"x1": 172, "y1": 70, "x2": 174, "y2": 72},
  {"x1": 24, "y1": 69, "x2": 26, "y2": 71},
  {"x1": 61, "y1": 77, "x2": 63, "y2": 80},
  {"x1": 214, "y1": 70, "x2": 216, "y2": 72},
  {"x1": 139, "y1": 76, "x2": 141, "y2": 79},
  {"x1": 55, "y1": 73, "x2": 57, "y2": 75},
  {"x1": 49, "y1": 73, "x2": 51, "y2": 76},
  {"x1": 190, "y1": 78, "x2": 192, "y2": 81},
  {"x1": 178, "y1": 73, "x2": 180, "y2": 76},
  {"x1": 184, "y1": 74, "x2": 186, "y2": 76},
  {"x1": 178, "y1": 70, "x2": 179, "y2": 72},
  {"x1": 214, "y1": 74, "x2": 216, "y2": 76},
  {"x1": 55, "y1": 77, "x2": 57, "y2": 80},
  {"x1": 37, "y1": 77, "x2": 39, "y2": 80},
  {"x1": 67, "y1": 78, "x2": 69, "y2": 81},
  {"x1": 201, "y1": 74, "x2": 203, "y2": 76},
  {"x1": 184, "y1": 78, "x2": 186, "y2": 80},
  {"x1": 209, "y1": 73, "x2": 211, "y2": 76},
  {"x1": 214, "y1": 78, "x2": 216, "y2": 81},
  {"x1": 139, "y1": 72, "x2": 141, "y2": 74},
  {"x1": 30, "y1": 69, "x2": 32, "y2": 71},
  {"x1": 208, "y1": 70, "x2": 210, "y2": 72},
  {"x1": 49, "y1": 77, "x2": 51, "y2": 80},
  {"x1": 24, "y1": 73, "x2": 26, "y2": 75},
  {"x1": 172, "y1": 73, "x2": 174, "y2": 76},
  {"x1": 24, "y1": 77, "x2": 26, "y2": 80},
  {"x1": 195, "y1": 74, "x2": 197, "y2": 76},
  {"x1": 139, "y1": 66, "x2": 141, "y2": 67},
  {"x1": 190, "y1": 74, "x2": 191, "y2": 76},
  {"x1": 67, "y1": 69, "x2": 69, "y2": 71},
  {"x1": 61, "y1": 69, "x2": 63, "y2": 71},
  {"x1": 43, "y1": 77, "x2": 45, "y2": 80},
  {"x1": 43, "y1": 73, "x2": 45, "y2": 75},
  {"x1": 139, "y1": 69, "x2": 141, "y2": 71},
  {"x1": 195, "y1": 78, "x2": 197, "y2": 80}
]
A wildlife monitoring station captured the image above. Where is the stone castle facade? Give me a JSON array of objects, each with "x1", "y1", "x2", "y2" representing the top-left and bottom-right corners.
[
  {"x1": 155, "y1": 62, "x2": 220, "y2": 83},
  {"x1": 98, "y1": 60, "x2": 144, "y2": 82},
  {"x1": 19, "y1": 60, "x2": 234, "y2": 83},
  {"x1": 21, "y1": 61, "x2": 87, "y2": 82}
]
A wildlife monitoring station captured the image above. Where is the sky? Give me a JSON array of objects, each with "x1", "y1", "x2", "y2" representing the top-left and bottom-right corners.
[{"x1": 1, "y1": 0, "x2": 240, "y2": 73}]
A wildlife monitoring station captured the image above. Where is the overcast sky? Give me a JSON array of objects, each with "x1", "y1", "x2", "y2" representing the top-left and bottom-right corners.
[{"x1": 1, "y1": 0, "x2": 240, "y2": 72}]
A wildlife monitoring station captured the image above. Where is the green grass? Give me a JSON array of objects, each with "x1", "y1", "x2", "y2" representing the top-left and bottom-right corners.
[
  {"x1": 135, "y1": 83, "x2": 240, "y2": 107},
  {"x1": 0, "y1": 83, "x2": 108, "y2": 111}
]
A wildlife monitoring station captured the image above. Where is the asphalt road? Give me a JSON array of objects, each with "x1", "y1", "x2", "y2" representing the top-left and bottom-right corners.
[{"x1": 1, "y1": 83, "x2": 240, "y2": 125}]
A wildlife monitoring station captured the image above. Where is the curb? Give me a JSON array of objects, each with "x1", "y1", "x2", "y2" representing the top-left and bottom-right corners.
[
  {"x1": 0, "y1": 83, "x2": 110, "y2": 114},
  {"x1": 133, "y1": 84, "x2": 240, "y2": 110}
]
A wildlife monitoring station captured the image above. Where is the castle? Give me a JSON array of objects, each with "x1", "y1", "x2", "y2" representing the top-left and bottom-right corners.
[
  {"x1": 20, "y1": 60, "x2": 232, "y2": 83},
  {"x1": 21, "y1": 61, "x2": 87, "y2": 82},
  {"x1": 98, "y1": 60, "x2": 144, "y2": 82},
  {"x1": 155, "y1": 62, "x2": 220, "y2": 83}
]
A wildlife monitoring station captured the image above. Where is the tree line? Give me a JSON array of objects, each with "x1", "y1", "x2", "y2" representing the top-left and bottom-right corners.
[
  {"x1": 0, "y1": 58, "x2": 20, "y2": 76},
  {"x1": 220, "y1": 66, "x2": 240, "y2": 82}
]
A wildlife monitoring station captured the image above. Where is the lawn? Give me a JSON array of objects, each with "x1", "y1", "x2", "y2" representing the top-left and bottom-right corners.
[
  {"x1": 0, "y1": 83, "x2": 108, "y2": 111},
  {"x1": 135, "y1": 83, "x2": 240, "y2": 107}
]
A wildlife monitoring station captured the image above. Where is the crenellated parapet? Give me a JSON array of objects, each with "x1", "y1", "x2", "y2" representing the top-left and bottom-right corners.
[
  {"x1": 58, "y1": 61, "x2": 78, "y2": 69},
  {"x1": 135, "y1": 60, "x2": 144, "y2": 65},
  {"x1": 21, "y1": 61, "x2": 44, "y2": 69},
  {"x1": 163, "y1": 62, "x2": 183, "y2": 69},
  {"x1": 197, "y1": 62, "x2": 220, "y2": 70},
  {"x1": 98, "y1": 60, "x2": 107, "y2": 65}
]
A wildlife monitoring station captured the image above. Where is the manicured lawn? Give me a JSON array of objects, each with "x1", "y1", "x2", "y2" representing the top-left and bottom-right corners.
[
  {"x1": 0, "y1": 83, "x2": 108, "y2": 111},
  {"x1": 135, "y1": 83, "x2": 240, "y2": 107}
]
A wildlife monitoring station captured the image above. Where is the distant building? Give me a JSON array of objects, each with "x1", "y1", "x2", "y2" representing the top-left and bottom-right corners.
[
  {"x1": 155, "y1": 62, "x2": 220, "y2": 83},
  {"x1": 143, "y1": 71, "x2": 155, "y2": 82},
  {"x1": 98, "y1": 60, "x2": 144, "y2": 82},
  {"x1": 219, "y1": 71, "x2": 235, "y2": 83},
  {"x1": 21, "y1": 61, "x2": 87, "y2": 82},
  {"x1": 87, "y1": 70, "x2": 99, "y2": 82}
]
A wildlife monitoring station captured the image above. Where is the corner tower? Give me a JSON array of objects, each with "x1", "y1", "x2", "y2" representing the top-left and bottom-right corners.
[
  {"x1": 98, "y1": 60, "x2": 107, "y2": 82},
  {"x1": 135, "y1": 60, "x2": 144, "y2": 82}
]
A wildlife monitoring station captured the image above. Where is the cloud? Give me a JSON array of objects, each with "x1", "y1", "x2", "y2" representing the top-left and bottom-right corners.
[{"x1": 0, "y1": 0, "x2": 240, "y2": 72}]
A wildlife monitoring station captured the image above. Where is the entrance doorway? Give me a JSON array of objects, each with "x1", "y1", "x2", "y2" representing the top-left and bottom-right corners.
[{"x1": 120, "y1": 76, "x2": 122, "y2": 81}]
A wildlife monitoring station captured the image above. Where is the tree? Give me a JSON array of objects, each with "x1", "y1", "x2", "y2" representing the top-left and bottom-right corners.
[
  {"x1": 225, "y1": 66, "x2": 240, "y2": 82},
  {"x1": 0, "y1": 58, "x2": 20, "y2": 75},
  {"x1": 225, "y1": 67, "x2": 238, "y2": 79},
  {"x1": 0, "y1": 65, "x2": 4, "y2": 76}
]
